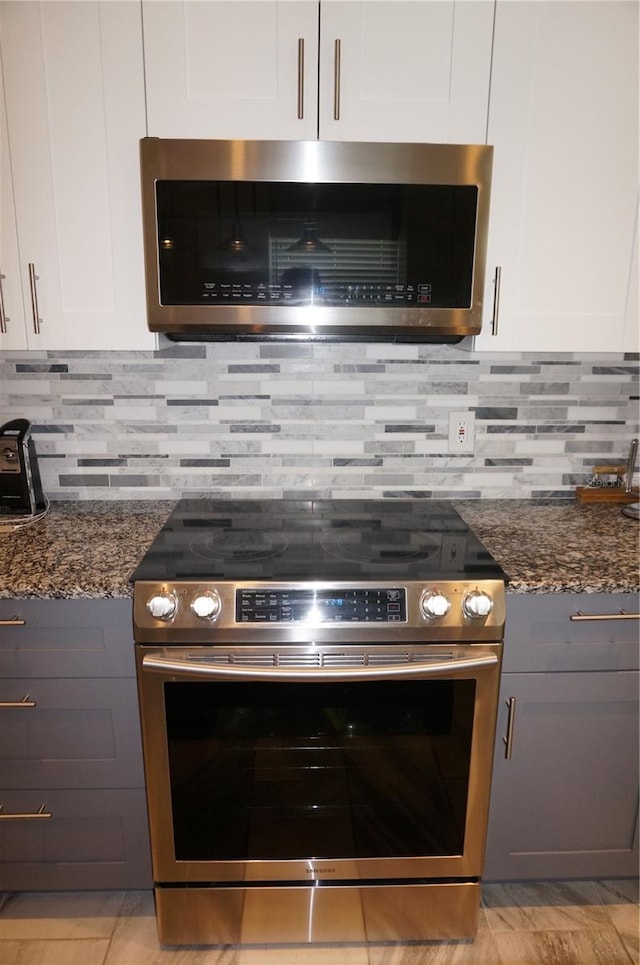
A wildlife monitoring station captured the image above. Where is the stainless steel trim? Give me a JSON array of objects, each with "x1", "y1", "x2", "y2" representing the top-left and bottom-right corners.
[
  {"x1": 0, "y1": 803, "x2": 51, "y2": 820},
  {"x1": 142, "y1": 651, "x2": 498, "y2": 681},
  {"x1": 297, "y1": 38, "x2": 305, "y2": 119},
  {"x1": 333, "y1": 38, "x2": 341, "y2": 120},
  {"x1": 570, "y1": 610, "x2": 640, "y2": 622},
  {"x1": 0, "y1": 272, "x2": 8, "y2": 333},
  {"x1": 0, "y1": 695, "x2": 36, "y2": 709},
  {"x1": 503, "y1": 696, "x2": 516, "y2": 759},
  {"x1": 0, "y1": 617, "x2": 26, "y2": 626},
  {"x1": 491, "y1": 266, "x2": 501, "y2": 336},
  {"x1": 139, "y1": 139, "x2": 493, "y2": 339},
  {"x1": 155, "y1": 881, "x2": 481, "y2": 945},
  {"x1": 28, "y1": 263, "x2": 41, "y2": 335}
]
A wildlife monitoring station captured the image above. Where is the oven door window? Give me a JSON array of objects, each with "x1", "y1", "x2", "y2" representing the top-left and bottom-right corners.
[{"x1": 164, "y1": 679, "x2": 475, "y2": 861}]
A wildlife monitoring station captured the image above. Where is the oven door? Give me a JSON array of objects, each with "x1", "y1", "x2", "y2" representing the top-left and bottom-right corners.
[{"x1": 136, "y1": 644, "x2": 501, "y2": 886}]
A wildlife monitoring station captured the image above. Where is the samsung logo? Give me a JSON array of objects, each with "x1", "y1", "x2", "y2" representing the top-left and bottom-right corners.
[{"x1": 306, "y1": 867, "x2": 336, "y2": 875}]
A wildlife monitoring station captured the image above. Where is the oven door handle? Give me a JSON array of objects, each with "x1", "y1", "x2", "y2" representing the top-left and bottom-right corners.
[{"x1": 141, "y1": 652, "x2": 498, "y2": 681}]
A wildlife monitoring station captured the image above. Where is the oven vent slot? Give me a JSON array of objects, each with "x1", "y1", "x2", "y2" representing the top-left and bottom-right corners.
[
  {"x1": 366, "y1": 652, "x2": 411, "y2": 666},
  {"x1": 276, "y1": 653, "x2": 322, "y2": 667},
  {"x1": 187, "y1": 653, "x2": 230, "y2": 664},
  {"x1": 229, "y1": 653, "x2": 277, "y2": 666},
  {"x1": 321, "y1": 653, "x2": 367, "y2": 668}
]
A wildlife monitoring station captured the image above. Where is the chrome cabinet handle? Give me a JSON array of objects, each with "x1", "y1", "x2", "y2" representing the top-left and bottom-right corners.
[
  {"x1": 143, "y1": 652, "x2": 498, "y2": 682},
  {"x1": 297, "y1": 38, "x2": 305, "y2": 119},
  {"x1": 333, "y1": 38, "x2": 341, "y2": 120},
  {"x1": 0, "y1": 803, "x2": 51, "y2": 820},
  {"x1": 0, "y1": 617, "x2": 26, "y2": 626},
  {"x1": 569, "y1": 610, "x2": 640, "y2": 622},
  {"x1": 625, "y1": 438, "x2": 638, "y2": 493},
  {"x1": 503, "y1": 696, "x2": 516, "y2": 759},
  {"x1": 0, "y1": 695, "x2": 36, "y2": 709},
  {"x1": 490, "y1": 266, "x2": 502, "y2": 336},
  {"x1": 0, "y1": 272, "x2": 8, "y2": 333},
  {"x1": 28, "y1": 262, "x2": 42, "y2": 334}
]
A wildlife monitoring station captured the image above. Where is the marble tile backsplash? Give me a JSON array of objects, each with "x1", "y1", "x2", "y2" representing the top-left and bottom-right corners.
[{"x1": 1, "y1": 341, "x2": 638, "y2": 501}]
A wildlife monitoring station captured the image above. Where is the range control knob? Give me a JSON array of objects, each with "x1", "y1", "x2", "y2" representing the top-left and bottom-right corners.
[
  {"x1": 190, "y1": 591, "x2": 221, "y2": 621},
  {"x1": 462, "y1": 589, "x2": 494, "y2": 619},
  {"x1": 146, "y1": 591, "x2": 178, "y2": 621},
  {"x1": 420, "y1": 590, "x2": 451, "y2": 620}
]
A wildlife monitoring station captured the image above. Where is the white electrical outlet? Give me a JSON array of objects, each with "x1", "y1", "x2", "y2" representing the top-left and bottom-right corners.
[{"x1": 448, "y1": 411, "x2": 475, "y2": 453}]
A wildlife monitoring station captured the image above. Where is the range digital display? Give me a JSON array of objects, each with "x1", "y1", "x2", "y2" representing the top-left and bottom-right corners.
[{"x1": 236, "y1": 588, "x2": 406, "y2": 624}]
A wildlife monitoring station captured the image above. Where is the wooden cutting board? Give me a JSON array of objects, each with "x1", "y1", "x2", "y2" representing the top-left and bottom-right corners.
[{"x1": 575, "y1": 486, "x2": 639, "y2": 503}]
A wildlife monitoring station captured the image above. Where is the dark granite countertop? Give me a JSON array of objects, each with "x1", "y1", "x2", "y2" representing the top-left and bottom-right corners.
[
  {"x1": 0, "y1": 498, "x2": 638, "y2": 600},
  {"x1": 453, "y1": 499, "x2": 639, "y2": 595},
  {"x1": 0, "y1": 501, "x2": 176, "y2": 600}
]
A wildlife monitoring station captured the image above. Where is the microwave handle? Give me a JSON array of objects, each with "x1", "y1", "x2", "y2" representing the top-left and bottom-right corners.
[{"x1": 141, "y1": 651, "x2": 498, "y2": 682}]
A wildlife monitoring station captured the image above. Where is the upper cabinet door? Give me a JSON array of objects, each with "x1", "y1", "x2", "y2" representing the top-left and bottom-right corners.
[
  {"x1": 476, "y1": 0, "x2": 639, "y2": 352},
  {"x1": 143, "y1": 1, "x2": 494, "y2": 144},
  {"x1": 318, "y1": 1, "x2": 494, "y2": 143},
  {"x1": 0, "y1": 48, "x2": 27, "y2": 350},
  {"x1": 143, "y1": 1, "x2": 320, "y2": 139},
  {"x1": 0, "y1": 1, "x2": 153, "y2": 350}
]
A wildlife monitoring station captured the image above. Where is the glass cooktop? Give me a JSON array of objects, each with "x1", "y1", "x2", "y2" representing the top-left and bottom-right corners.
[{"x1": 131, "y1": 499, "x2": 507, "y2": 585}]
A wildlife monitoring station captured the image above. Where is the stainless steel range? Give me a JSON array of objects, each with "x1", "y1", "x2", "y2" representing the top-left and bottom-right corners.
[{"x1": 131, "y1": 499, "x2": 507, "y2": 946}]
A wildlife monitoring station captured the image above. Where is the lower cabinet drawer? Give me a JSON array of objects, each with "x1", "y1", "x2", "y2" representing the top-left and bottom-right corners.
[
  {"x1": 504, "y1": 592, "x2": 640, "y2": 673},
  {"x1": 0, "y1": 599, "x2": 136, "y2": 678},
  {"x1": 0, "y1": 677, "x2": 144, "y2": 788},
  {"x1": 0, "y1": 788, "x2": 152, "y2": 890}
]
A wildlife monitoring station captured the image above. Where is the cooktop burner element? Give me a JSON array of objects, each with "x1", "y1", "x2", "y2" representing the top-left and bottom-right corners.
[
  {"x1": 320, "y1": 528, "x2": 440, "y2": 565},
  {"x1": 190, "y1": 529, "x2": 289, "y2": 564}
]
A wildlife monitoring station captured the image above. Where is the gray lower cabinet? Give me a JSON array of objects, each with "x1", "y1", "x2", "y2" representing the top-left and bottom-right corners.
[
  {"x1": 2, "y1": 593, "x2": 638, "y2": 888},
  {"x1": 0, "y1": 598, "x2": 152, "y2": 890},
  {"x1": 485, "y1": 592, "x2": 639, "y2": 881}
]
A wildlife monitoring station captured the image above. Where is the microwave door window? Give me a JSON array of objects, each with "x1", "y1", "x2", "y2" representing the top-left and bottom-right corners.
[{"x1": 155, "y1": 181, "x2": 478, "y2": 311}]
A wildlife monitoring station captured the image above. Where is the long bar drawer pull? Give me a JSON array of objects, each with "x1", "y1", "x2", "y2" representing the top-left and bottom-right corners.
[
  {"x1": 297, "y1": 38, "x2": 305, "y2": 119},
  {"x1": 0, "y1": 695, "x2": 36, "y2": 708},
  {"x1": 569, "y1": 610, "x2": 640, "y2": 622},
  {"x1": 333, "y1": 38, "x2": 342, "y2": 120},
  {"x1": 491, "y1": 266, "x2": 502, "y2": 336},
  {"x1": 0, "y1": 272, "x2": 8, "y2": 333},
  {"x1": 0, "y1": 617, "x2": 26, "y2": 626},
  {"x1": 0, "y1": 804, "x2": 51, "y2": 820},
  {"x1": 503, "y1": 696, "x2": 516, "y2": 760},
  {"x1": 28, "y1": 262, "x2": 42, "y2": 334}
]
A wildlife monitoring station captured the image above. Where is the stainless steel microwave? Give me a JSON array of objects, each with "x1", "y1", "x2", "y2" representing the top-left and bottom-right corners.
[{"x1": 140, "y1": 138, "x2": 493, "y2": 343}]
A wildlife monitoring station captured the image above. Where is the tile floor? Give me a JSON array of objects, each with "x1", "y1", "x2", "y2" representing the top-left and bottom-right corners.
[{"x1": 0, "y1": 879, "x2": 637, "y2": 965}]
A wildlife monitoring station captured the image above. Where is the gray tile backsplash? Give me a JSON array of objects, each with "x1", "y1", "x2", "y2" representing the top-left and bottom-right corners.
[{"x1": 1, "y1": 342, "x2": 638, "y2": 500}]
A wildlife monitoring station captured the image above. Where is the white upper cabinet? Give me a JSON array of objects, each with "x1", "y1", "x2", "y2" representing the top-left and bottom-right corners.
[
  {"x1": 317, "y1": 1, "x2": 493, "y2": 143},
  {"x1": 142, "y1": 1, "x2": 494, "y2": 144},
  {"x1": 0, "y1": 50, "x2": 26, "y2": 350},
  {"x1": 142, "y1": 1, "x2": 320, "y2": 140},
  {"x1": 476, "y1": 0, "x2": 639, "y2": 353},
  {"x1": 0, "y1": 1, "x2": 154, "y2": 350}
]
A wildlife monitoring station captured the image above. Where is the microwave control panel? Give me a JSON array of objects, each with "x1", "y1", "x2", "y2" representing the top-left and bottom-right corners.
[{"x1": 200, "y1": 282, "x2": 432, "y2": 306}]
